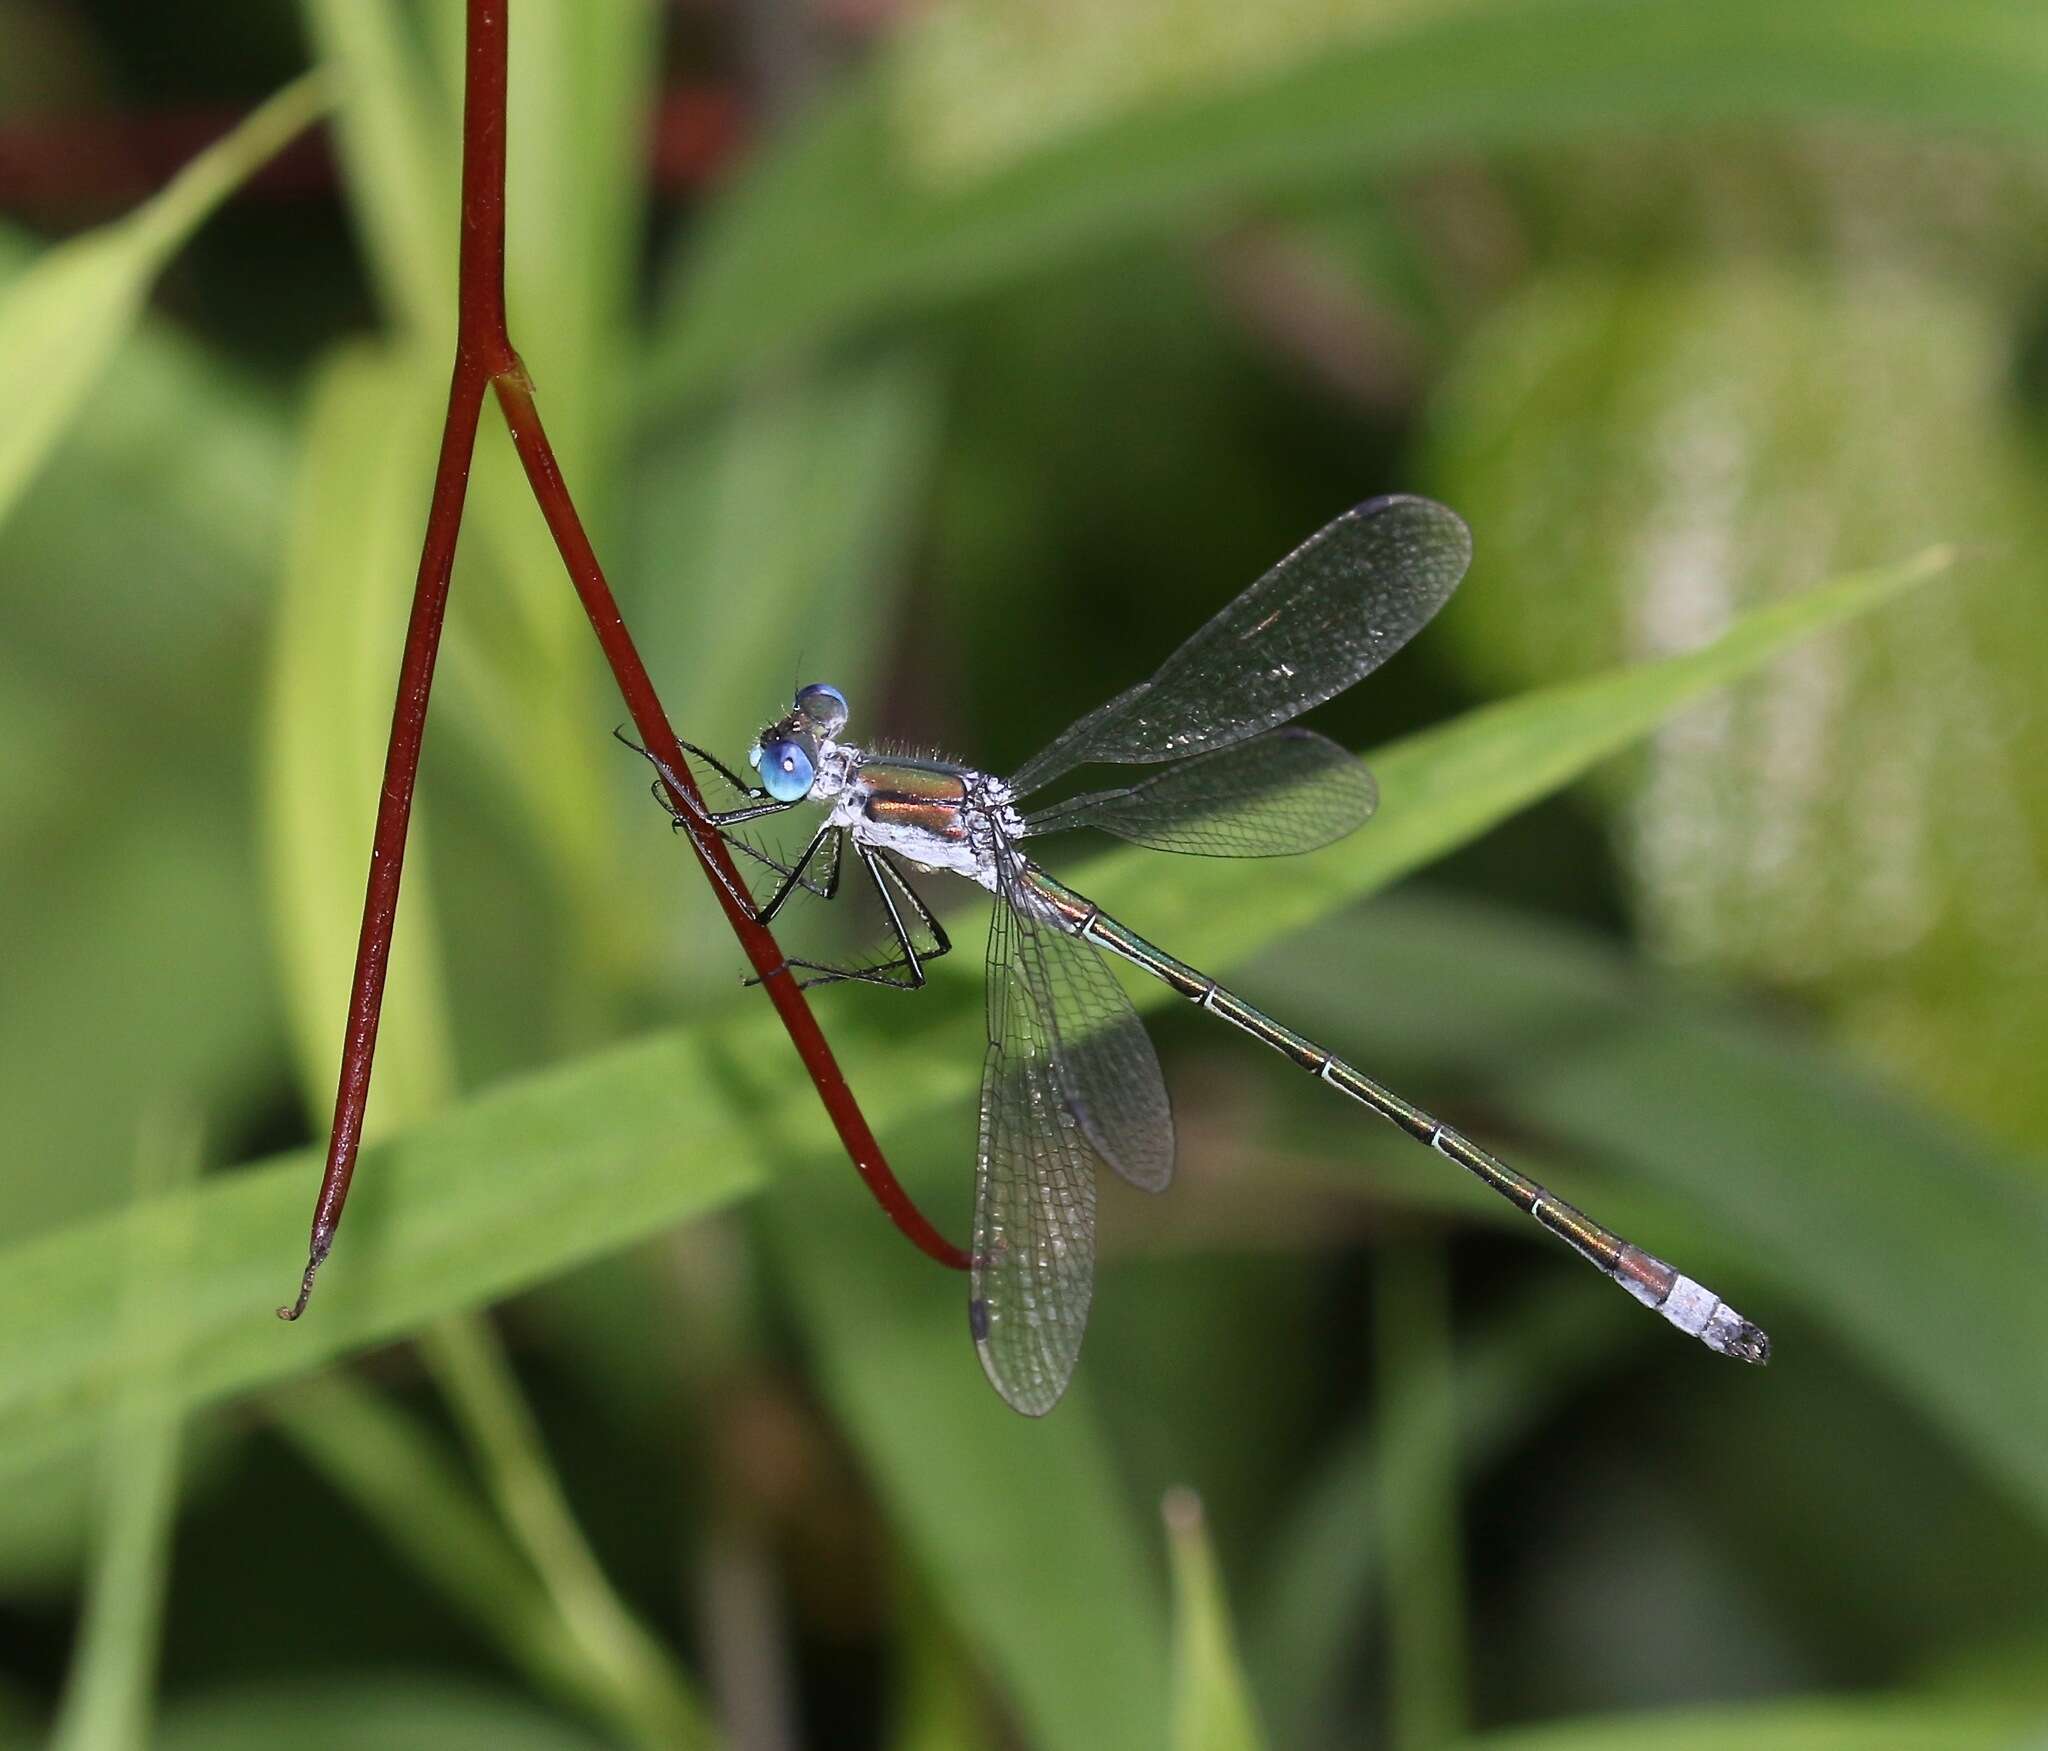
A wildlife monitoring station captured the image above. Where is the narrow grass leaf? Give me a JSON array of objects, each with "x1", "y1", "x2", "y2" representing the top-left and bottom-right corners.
[
  {"x1": 1464, "y1": 1695, "x2": 2044, "y2": 1750},
  {"x1": 0, "y1": 227, "x2": 292, "y2": 697},
  {"x1": 1252, "y1": 1284, "x2": 1632, "y2": 1751},
  {"x1": 48, "y1": 1113, "x2": 202, "y2": 1751},
  {"x1": 651, "y1": 1, "x2": 2048, "y2": 407},
  {"x1": 1373, "y1": 1247, "x2": 1466, "y2": 1751},
  {"x1": 500, "y1": 0, "x2": 657, "y2": 473},
  {"x1": 1165, "y1": 1489, "x2": 1268, "y2": 1751},
  {"x1": 886, "y1": 1581, "x2": 996, "y2": 1751},
  {"x1": 416, "y1": 1318, "x2": 716, "y2": 1751},
  {"x1": 0, "y1": 74, "x2": 324, "y2": 532},
  {"x1": 267, "y1": 1373, "x2": 625, "y2": 1736},
  {"x1": 301, "y1": 0, "x2": 455, "y2": 337},
  {"x1": 767, "y1": 1151, "x2": 1171, "y2": 1751}
]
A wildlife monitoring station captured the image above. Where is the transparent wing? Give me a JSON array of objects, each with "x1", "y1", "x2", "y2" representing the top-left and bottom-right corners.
[
  {"x1": 1008, "y1": 495, "x2": 1470, "y2": 798},
  {"x1": 1009, "y1": 866, "x2": 1174, "y2": 1192},
  {"x1": 1017, "y1": 727, "x2": 1377, "y2": 857},
  {"x1": 969, "y1": 855, "x2": 1178, "y2": 1416},
  {"x1": 970, "y1": 897, "x2": 1099, "y2": 1417}
]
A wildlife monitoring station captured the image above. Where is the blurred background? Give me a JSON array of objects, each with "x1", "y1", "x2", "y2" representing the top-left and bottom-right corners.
[{"x1": 2, "y1": 1, "x2": 2046, "y2": 1746}]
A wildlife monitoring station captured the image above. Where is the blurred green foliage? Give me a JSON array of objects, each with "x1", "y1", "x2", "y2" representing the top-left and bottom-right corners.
[{"x1": 2, "y1": 1, "x2": 2045, "y2": 1746}]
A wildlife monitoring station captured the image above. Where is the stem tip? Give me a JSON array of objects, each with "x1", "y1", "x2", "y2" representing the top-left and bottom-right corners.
[{"x1": 277, "y1": 1250, "x2": 326, "y2": 1322}]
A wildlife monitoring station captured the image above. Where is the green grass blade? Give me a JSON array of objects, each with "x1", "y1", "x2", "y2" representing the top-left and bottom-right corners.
[
  {"x1": 266, "y1": 1372, "x2": 622, "y2": 1731},
  {"x1": 0, "y1": 73, "x2": 325, "y2": 533},
  {"x1": 1251, "y1": 1284, "x2": 1633, "y2": 1751},
  {"x1": 271, "y1": 1362, "x2": 716, "y2": 1750},
  {"x1": 1165, "y1": 1489, "x2": 1268, "y2": 1751},
  {"x1": 0, "y1": 226, "x2": 292, "y2": 668},
  {"x1": 48, "y1": 1113, "x2": 202, "y2": 1751},
  {"x1": 0, "y1": 246, "x2": 291, "y2": 1256},
  {"x1": 0, "y1": 1029, "x2": 798, "y2": 1485},
  {"x1": 886, "y1": 1582, "x2": 994, "y2": 1751},
  {"x1": 417, "y1": 1318, "x2": 716, "y2": 1751},
  {"x1": 49, "y1": 1372, "x2": 184, "y2": 1750},
  {"x1": 0, "y1": 783, "x2": 282, "y2": 1246},
  {"x1": 0, "y1": 548, "x2": 1948, "y2": 1483},
  {"x1": 1374, "y1": 1247, "x2": 1466, "y2": 1751},
  {"x1": 499, "y1": 0, "x2": 657, "y2": 473},
  {"x1": 300, "y1": 0, "x2": 456, "y2": 337},
  {"x1": 1461, "y1": 1694, "x2": 2044, "y2": 1750},
  {"x1": 766, "y1": 1155, "x2": 1171, "y2": 1751},
  {"x1": 651, "y1": 1, "x2": 2048, "y2": 407}
]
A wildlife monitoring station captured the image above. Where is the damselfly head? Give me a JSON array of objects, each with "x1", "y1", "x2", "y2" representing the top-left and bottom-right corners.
[{"x1": 745, "y1": 684, "x2": 845, "y2": 801}]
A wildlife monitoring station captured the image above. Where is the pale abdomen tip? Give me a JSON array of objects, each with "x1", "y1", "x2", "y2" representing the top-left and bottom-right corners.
[{"x1": 1705, "y1": 1305, "x2": 1770, "y2": 1365}]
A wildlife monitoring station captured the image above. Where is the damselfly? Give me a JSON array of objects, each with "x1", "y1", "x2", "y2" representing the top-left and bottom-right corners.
[{"x1": 635, "y1": 495, "x2": 1768, "y2": 1415}]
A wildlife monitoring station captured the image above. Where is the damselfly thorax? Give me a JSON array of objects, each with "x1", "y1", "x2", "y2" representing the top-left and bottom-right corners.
[
  {"x1": 631, "y1": 495, "x2": 1769, "y2": 1416},
  {"x1": 821, "y1": 751, "x2": 1025, "y2": 892}
]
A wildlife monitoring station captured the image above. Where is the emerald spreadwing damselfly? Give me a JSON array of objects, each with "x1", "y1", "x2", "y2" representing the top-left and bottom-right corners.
[{"x1": 632, "y1": 495, "x2": 1768, "y2": 1415}]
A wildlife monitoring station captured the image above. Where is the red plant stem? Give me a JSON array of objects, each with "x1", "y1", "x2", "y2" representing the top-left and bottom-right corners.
[
  {"x1": 283, "y1": 0, "x2": 965, "y2": 1319},
  {"x1": 490, "y1": 374, "x2": 967, "y2": 1269}
]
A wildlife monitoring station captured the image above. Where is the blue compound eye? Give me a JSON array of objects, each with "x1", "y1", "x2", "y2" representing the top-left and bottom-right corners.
[
  {"x1": 795, "y1": 682, "x2": 849, "y2": 736},
  {"x1": 750, "y1": 736, "x2": 816, "y2": 802}
]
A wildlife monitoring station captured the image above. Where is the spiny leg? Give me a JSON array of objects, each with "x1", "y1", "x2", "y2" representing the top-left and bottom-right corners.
[
  {"x1": 615, "y1": 727, "x2": 793, "y2": 830},
  {"x1": 861, "y1": 848, "x2": 953, "y2": 986},
  {"x1": 614, "y1": 727, "x2": 799, "y2": 917},
  {"x1": 750, "y1": 848, "x2": 952, "y2": 991},
  {"x1": 717, "y1": 819, "x2": 852, "y2": 983},
  {"x1": 720, "y1": 820, "x2": 841, "y2": 901},
  {"x1": 753, "y1": 822, "x2": 845, "y2": 926},
  {"x1": 614, "y1": 724, "x2": 758, "y2": 801},
  {"x1": 643, "y1": 776, "x2": 794, "y2": 831}
]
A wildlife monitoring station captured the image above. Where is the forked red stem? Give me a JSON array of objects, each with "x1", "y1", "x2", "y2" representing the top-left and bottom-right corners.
[{"x1": 281, "y1": 0, "x2": 965, "y2": 1321}]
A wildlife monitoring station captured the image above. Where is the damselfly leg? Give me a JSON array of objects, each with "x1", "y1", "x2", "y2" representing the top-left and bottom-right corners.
[
  {"x1": 617, "y1": 729, "x2": 802, "y2": 917},
  {"x1": 741, "y1": 846, "x2": 953, "y2": 991},
  {"x1": 621, "y1": 730, "x2": 951, "y2": 986}
]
